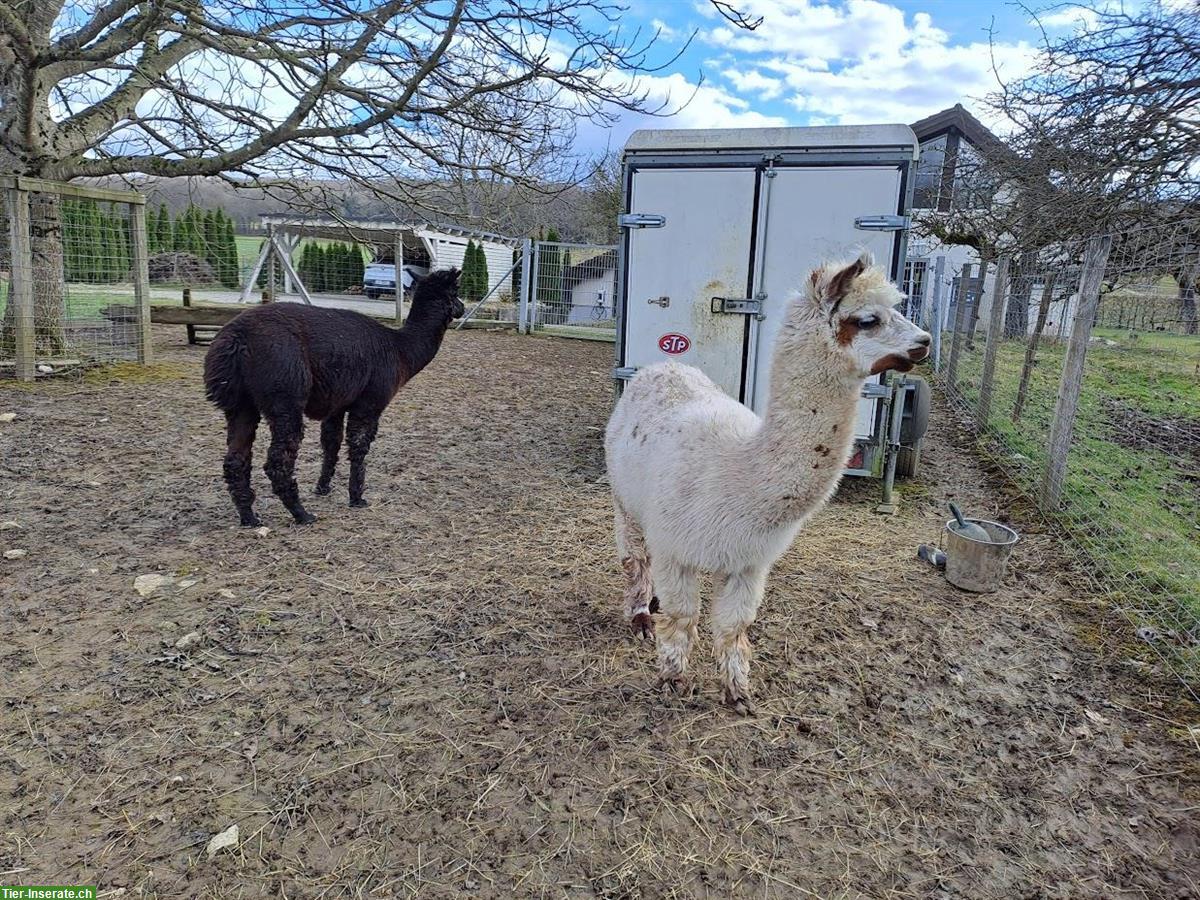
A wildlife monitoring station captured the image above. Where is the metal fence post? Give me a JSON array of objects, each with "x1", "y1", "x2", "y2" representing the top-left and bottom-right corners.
[
  {"x1": 975, "y1": 254, "x2": 1011, "y2": 429},
  {"x1": 528, "y1": 242, "x2": 542, "y2": 332},
  {"x1": 1040, "y1": 234, "x2": 1113, "y2": 509},
  {"x1": 6, "y1": 187, "x2": 34, "y2": 381},
  {"x1": 930, "y1": 255, "x2": 946, "y2": 372},
  {"x1": 517, "y1": 238, "x2": 532, "y2": 334},
  {"x1": 944, "y1": 262, "x2": 973, "y2": 391},
  {"x1": 130, "y1": 200, "x2": 152, "y2": 364},
  {"x1": 394, "y1": 234, "x2": 405, "y2": 325}
]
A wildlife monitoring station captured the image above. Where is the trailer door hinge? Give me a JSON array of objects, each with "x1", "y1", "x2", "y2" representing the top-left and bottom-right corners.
[
  {"x1": 613, "y1": 366, "x2": 638, "y2": 380},
  {"x1": 861, "y1": 382, "x2": 890, "y2": 399},
  {"x1": 711, "y1": 296, "x2": 762, "y2": 315},
  {"x1": 619, "y1": 213, "x2": 666, "y2": 229},
  {"x1": 854, "y1": 214, "x2": 910, "y2": 232}
]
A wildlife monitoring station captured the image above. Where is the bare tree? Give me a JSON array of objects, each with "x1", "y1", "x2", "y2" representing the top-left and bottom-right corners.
[
  {"x1": 916, "y1": 2, "x2": 1200, "y2": 357},
  {"x1": 578, "y1": 150, "x2": 622, "y2": 243},
  {"x1": 0, "y1": 0, "x2": 686, "y2": 346},
  {"x1": 992, "y1": 3, "x2": 1200, "y2": 234}
]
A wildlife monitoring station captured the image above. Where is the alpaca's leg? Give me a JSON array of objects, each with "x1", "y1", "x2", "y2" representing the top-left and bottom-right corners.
[
  {"x1": 346, "y1": 409, "x2": 380, "y2": 508},
  {"x1": 614, "y1": 498, "x2": 654, "y2": 640},
  {"x1": 314, "y1": 411, "x2": 346, "y2": 495},
  {"x1": 711, "y1": 567, "x2": 768, "y2": 716},
  {"x1": 223, "y1": 407, "x2": 261, "y2": 527},
  {"x1": 653, "y1": 559, "x2": 700, "y2": 695},
  {"x1": 264, "y1": 411, "x2": 315, "y2": 525}
]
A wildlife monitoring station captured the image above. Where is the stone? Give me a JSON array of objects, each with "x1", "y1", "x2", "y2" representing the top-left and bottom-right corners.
[
  {"x1": 134, "y1": 573, "x2": 172, "y2": 597},
  {"x1": 206, "y1": 823, "x2": 239, "y2": 857}
]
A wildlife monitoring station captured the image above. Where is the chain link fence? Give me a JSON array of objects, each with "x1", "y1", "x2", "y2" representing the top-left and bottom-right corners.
[
  {"x1": 932, "y1": 221, "x2": 1200, "y2": 691},
  {"x1": 1, "y1": 178, "x2": 151, "y2": 379},
  {"x1": 527, "y1": 241, "x2": 617, "y2": 337}
]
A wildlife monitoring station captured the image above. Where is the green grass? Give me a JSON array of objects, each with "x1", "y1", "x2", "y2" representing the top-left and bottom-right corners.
[
  {"x1": 0, "y1": 282, "x2": 184, "y2": 320},
  {"x1": 952, "y1": 327, "x2": 1200, "y2": 652}
]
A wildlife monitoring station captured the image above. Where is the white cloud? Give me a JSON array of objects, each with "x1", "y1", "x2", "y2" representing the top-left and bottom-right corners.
[
  {"x1": 573, "y1": 70, "x2": 791, "y2": 156},
  {"x1": 1034, "y1": 6, "x2": 1101, "y2": 30},
  {"x1": 702, "y1": 0, "x2": 1039, "y2": 129},
  {"x1": 651, "y1": 18, "x2": 681, "y2": 42},
  {"x1": 648, "y1": 73, "x2": 791, "y2": 127},
  {"x1": 722, "y1": 68, "x2": 784, "y2": 100}
]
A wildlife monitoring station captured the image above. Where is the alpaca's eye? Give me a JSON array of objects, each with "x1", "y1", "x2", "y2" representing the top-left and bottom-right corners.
[{"x1": 856, "y1": 315, "x2": 881, "y2": 329}]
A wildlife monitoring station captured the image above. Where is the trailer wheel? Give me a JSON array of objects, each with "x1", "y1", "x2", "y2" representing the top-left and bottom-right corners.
[
  {"x1": 895, "y1": 440, "x2": 922, "y2": 479},
  {"x1": 900, "y1": 376, "x2": 931, "y2": 445}
]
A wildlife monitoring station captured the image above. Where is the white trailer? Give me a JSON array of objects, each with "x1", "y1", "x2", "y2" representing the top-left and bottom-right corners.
[{"x1": 613, "y1": 125, "x2": 932, "y2": 506}]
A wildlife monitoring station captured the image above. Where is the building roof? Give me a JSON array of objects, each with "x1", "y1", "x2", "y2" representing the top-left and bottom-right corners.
[
  {"x1": 910, "y1": 104, "x2": 1006, "y2": 155},
  {"x1": 257, "y1": 215, "x2": 521, "y2": 248},
  {"x1": 562, "y1": 248, "x2": 618, "y2": 288}
]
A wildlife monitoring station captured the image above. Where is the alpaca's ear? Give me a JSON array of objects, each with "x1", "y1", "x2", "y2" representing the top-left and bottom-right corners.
[{"x1": 827, "y1": 254, "x2": 869, "y2": 302}]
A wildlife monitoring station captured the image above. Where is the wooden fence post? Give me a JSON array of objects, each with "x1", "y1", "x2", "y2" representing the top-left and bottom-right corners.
[
  {"x1": 6, "y1": 187, "x2": 34, "y2": 381},
  {"x1": 130, "y1": 200, "x2": 152, "y2": 364},
  {"x1": 944, "y1": 262, "x2": 973, "y2": 392},
  {"x1": 1012, "y1": 269, "x2": 1059, "y2": 422},
  {"x1": 183, "y1": 288, "x2": 195, "y2": 344},
  {"x1": 1040, "y1": 235, "x2": 1113, "y2": 509},
  {"x1": 964, "y1": 258, "x2": 990, "y2": 350},
  {"x1": 975, "y1": 254, "x2": 1011, "y2": 429}
]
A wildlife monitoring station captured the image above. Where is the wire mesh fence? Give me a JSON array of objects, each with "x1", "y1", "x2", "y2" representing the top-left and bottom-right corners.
[
  {"x1": 527, "y1": 242, "x2": 617, "y2": 336},
  {"x1": 933, "y1": 221, "x2": 1200, "y2": 692},
  {"x1": 1, "y1": 178, "x2": 151, "y2": 378}
]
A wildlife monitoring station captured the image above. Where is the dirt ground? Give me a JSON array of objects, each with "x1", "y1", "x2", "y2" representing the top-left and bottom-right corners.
[{"x1": 2, "y1": 326, "x2": 1198, "y2": 898}]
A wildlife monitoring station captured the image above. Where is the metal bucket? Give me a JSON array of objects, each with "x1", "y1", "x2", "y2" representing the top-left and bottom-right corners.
[{"x1": 943, "y1": 519, "x2": 1019, "y2": 593}]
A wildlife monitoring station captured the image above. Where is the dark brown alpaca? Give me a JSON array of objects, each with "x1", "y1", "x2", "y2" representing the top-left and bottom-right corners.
[{"x1": 203, "y1": 268, "x2": 464, "y2": 525}]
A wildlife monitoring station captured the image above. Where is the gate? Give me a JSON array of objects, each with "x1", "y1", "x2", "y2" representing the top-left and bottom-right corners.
[{"x1": 525, "y1": 241, "x2": 617, "y2": 337}]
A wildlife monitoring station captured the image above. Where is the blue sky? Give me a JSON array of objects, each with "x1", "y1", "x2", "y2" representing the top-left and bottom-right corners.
[{"x1": 575, "y1": 0, "x2": 1095, "y2": 155}]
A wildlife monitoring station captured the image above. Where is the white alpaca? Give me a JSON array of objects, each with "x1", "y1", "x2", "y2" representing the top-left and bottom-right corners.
[{"x1": 604, "y1": 253, "x2": 931, "y2": 713}]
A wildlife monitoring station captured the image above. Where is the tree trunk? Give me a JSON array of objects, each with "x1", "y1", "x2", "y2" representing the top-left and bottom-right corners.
[{"x1": 2, "y1": 192, "x2": 66, "y2": 354}]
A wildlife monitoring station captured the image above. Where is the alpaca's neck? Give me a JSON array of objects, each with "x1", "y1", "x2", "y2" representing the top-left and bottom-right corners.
[
  {"x1": 392, "y1": 305, "x2": 449, "y2": 380},
  {"x1": 740, "y1": 318, "x2": 864, "y2": 520}
]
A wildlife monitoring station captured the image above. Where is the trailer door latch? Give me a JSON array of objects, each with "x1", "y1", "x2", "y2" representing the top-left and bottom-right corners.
[
  {"x1": 619, "y1": 213, "x2": 667, "y2": 229},
  {"x1": 854, "y1": 214, "x2": 910, "y2": 231},
  {"x1": 711, "y1": 296, "x2": 762, "y2": 315}
]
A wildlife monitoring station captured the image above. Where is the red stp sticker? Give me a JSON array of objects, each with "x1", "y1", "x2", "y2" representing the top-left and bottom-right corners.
[{"x1": 658, "y1": 333, "x2": 691, "y2": 355}]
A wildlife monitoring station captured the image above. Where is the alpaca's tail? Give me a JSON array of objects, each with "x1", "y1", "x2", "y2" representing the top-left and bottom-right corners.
[{"x1": 203, "y1": 328, "x2": 250, "y2": 411}]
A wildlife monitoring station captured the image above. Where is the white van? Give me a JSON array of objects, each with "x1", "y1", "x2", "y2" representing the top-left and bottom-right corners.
[{"x1": 363, "y1": 262, "x2": 429, "y2": 300}]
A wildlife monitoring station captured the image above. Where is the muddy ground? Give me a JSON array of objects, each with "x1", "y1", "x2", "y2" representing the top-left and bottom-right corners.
[{"x1": 1, "y1": 327, "x2": 1198, "y2": 898}]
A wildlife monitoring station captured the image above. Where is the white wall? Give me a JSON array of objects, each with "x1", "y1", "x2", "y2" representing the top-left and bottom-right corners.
[
  {"x1": 912, "y1": 243, "x2": 1080, "y2": 340},
  {"x1": 566, "y1": 272, "x2": 616, "y2": 324},
  {"x1": 909, "y1": 237, "x2": 991, "y2": 332},
  {"x1": 418, "y1": 231, "x2": 516, "y2": 298}
]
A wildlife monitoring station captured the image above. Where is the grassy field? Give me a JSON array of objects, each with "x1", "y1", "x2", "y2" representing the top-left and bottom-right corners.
[
  {"x1": 0, "y1": 232, "x2": 372, "y2": 320},
  {"x1": 953, "y1": 326, "x2": 1200, "y2": 644},
  {"x1": 0, "y1": 282, "x2": 187, "y2": 320},
  {"x1": 235, "y1": 234, "x2": 371, "y2": 270}
]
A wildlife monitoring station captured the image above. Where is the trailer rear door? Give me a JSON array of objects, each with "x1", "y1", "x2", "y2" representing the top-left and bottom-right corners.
[
  {"x1": 621, "y1": 168, "x2": 757, "y2": 400},
  {"x1": 746, "y1": 165, "x2": 906, "y2": 435}
]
